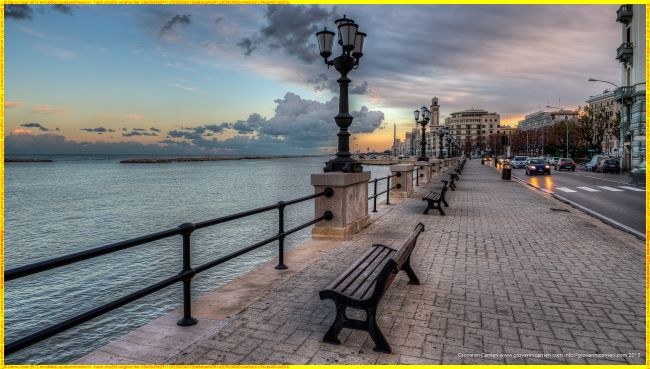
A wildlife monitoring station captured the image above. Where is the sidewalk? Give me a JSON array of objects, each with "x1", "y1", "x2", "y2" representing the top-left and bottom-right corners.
[{"x1": 87, "y1": 160, "x2": 647, "y2": 364}]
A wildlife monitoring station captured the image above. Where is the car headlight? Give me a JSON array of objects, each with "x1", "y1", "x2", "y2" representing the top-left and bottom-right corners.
[
  {"x1": 545, "y1": 165, "x2": 550, "y2": 169},
  {"x1": 530, "y1": 166, "x2": 535, "y2": 170}
]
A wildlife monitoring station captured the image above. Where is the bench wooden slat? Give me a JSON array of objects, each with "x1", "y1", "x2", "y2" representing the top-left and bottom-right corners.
[
  {"x1": 324, "y1": 246, "x2": 383, "y2": 292},
  {"x1": 341, "y1": 246, "x2": 394, "y2": 298}
]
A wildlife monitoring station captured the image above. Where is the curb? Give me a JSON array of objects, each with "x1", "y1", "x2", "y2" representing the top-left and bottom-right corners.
[{"x1": 511, "y1": 174, "x2": 645, "y2": 241}]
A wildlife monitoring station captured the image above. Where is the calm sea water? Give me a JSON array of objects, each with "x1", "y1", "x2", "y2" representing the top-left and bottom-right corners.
[{"x1": 4, "y1": 155, "x2": 391, "y2": 364}]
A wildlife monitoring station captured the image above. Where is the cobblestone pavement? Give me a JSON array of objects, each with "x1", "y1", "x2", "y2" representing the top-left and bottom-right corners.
[{"x1": 168, "y1": 160, "x2": 646, "y2": 364}]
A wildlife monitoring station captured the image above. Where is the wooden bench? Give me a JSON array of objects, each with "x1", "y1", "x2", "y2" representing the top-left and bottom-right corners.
[
  {"x1": 422, "y1": 183, "x2": 449, "y2": 215},
  {"x1": 319, "y1": 223, "x2": 425, "y2": 354},
  {"x1": 441, "y1": 174, "x2": 456, "y2": 191}
]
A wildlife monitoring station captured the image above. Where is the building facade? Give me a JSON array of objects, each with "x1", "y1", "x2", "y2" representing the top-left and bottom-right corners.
[
  {"x1": 615, "y1": 4, "x2": 645, "y2": 169},
  {"x1": 586, "y1": 89, "x2": 621, "y2": 156},
  {"x1": 445, "y1": 109, "x2": 500, "y2": 156},
  {"x1": 517, "y1": 110, "x2": 579, "y2": 130}
]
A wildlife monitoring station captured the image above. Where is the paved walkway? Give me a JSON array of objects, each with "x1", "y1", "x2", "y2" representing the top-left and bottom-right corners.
[{"x1": 92, "y1": 160, "x2": 647, "y2": 364}]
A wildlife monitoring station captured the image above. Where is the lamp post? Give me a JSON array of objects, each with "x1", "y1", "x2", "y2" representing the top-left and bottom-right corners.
[
  {"x1": 588, "y1": 78, "x2": 626, "y2": 169},
  {"x1": 434, "y1": 127, "x2": 447, "y2": 159},
  {"x1": 445, "y1": 136, "x2": 452, "y2": 158},
  {"x1": 413, "y1": 106, "x2": 431, "y2": 161},
  {"x1": 316, "y1": 15, "x2": 367, "y2": 173},
  {"x1": 546, "y1": 105, "x2": 570, "y2": 158}
]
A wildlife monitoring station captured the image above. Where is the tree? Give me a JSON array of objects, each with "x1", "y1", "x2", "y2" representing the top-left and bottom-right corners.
[{"x1": 576, "y1": 105, "x2": 609, "y2": 153}]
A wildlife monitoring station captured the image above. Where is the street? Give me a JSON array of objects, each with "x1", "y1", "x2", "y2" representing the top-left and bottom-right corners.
[{"x1": 511, "y1": 165, "x2": 645, "y2": 238}]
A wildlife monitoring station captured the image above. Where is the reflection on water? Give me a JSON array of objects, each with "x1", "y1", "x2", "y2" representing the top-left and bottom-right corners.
[{"x1": 5, "y1": 156, "x2": 390, "y2": 363}]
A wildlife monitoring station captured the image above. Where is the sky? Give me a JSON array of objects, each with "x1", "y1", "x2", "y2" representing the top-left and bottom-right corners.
[{"x1": 4, "y1": 4, "x2": 624, "y2": 155}]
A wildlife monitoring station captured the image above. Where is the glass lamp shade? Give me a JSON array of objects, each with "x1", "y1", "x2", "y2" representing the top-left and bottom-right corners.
[
  {"x1": 413, "y1": 109, "x2": 420, "y2": 121},
  {"x1": 422, "y1": 108, "x2": 431, "y2": 119},
  {"x1": 335, "y1": 15, "x2": 354, "y2": 45},
  {"x1": 338, "y1": 22, "x2": 358, "y2": 52},
  {"x1": 352, "y1": 32, "x2": 366, "y2": 59},
  {"x1": 316, "y1": 28, "x2": 335, "y2": 59}
]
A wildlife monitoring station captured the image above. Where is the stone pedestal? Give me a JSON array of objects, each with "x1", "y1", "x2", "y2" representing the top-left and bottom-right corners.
[
  {"x1": 311, "y1": 171, "x2": 371, "y2": 240},
  {"x1": 389, "y1": 164, "x2": 414, "y2": 198},
  {"x1": 415, "y1": 161, "x2": 432, "y2": 184},
  {"x1": 430, "y1": 159, "x2": 442, "y2": 177}
]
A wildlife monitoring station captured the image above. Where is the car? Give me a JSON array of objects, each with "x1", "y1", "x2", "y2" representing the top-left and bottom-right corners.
[
  {"x1": 548, "y1": 157, "x2": 560, "y2": 165},
  {"x1": 555, "y1": 158, "x2": 576, "y2": 171},
  {"x1": 630, "y1": 160, "x2": 645, "y2": 186},
  {"x1": 525, "y1": 158, "x2": 551, "y2": 175},
  {"x1": 597, "y1": 158, "x2": 620, "y2": 173},
  {"x1": 511, "y1": 156, "x2": 528, "y2": 168},
  {"x1": 585, "y1": 155, "x2": 609, "y2": 171}
]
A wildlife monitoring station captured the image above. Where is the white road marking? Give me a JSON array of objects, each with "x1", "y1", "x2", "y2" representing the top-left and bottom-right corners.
[
  {"x1": 576, "y1": 187, "x2": 599, "y2": 192},
  {"x1": 556, "y1": 187, "x2": 577, "y2": 193},
  {"x1": 619, "y1": 186, "x2": 645, "y2": 192},
  {"x1": 597, "y1": 186, "x2": 623, "y2": 192}
]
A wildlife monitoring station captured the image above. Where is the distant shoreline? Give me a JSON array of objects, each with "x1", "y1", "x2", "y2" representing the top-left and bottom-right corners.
[
  {"x1": 5, "y1": 159, "x2": 54, "y2": 163},
  {"x1": 120, "y1": 155, "x2": 323, "y2": 163}
]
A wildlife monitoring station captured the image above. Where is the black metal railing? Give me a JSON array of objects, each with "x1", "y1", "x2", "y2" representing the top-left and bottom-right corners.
[
  {"x1": 368, "y1": 173, "x2": 401, "y2": 212},
  {"x1": 4, "y1": 188, "x2": 334, "y2": 355},
  {"x1": 413, "y1": 166, "x2": 419, "y2": 186}
]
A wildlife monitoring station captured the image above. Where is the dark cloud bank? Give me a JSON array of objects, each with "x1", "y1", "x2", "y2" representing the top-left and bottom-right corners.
[{"x1": 7, "y1": 92, "x2": 384, "y2": 155}]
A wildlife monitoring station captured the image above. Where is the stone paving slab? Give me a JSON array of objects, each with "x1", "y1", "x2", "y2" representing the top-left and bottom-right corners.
[{"x1": 166, "y1": 160, "x2": 646, "y2": 365}]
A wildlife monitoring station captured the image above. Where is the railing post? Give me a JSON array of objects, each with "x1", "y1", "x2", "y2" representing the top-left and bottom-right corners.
[
  {"x1": 386, "y1": 176, "x2": 391, "y2": 205},
  {"x1": 372, "y1": 178, "x2": 378, "y2": 212},
  {"x1": 416, "y1": 167, "x2": 419, "y2": 186},
  {"x1": 177, "y1": 222, "x2": 197, "y2": 326},
  {"x1": 275, "y1": 201, "x2": 287, "y2": 270}
]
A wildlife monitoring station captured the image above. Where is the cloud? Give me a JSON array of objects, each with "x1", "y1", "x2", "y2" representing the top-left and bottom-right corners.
[
  {"x1": 239, "y1": 5, "x2": 335, "y2": 63},
  {"x1": 160, "y1": 14, "x2": 191, "y2": 36},
  {"x1": 31, "y1": 104, "x2": 65, "y2": 114},
  {"x1": 6, "y1": 101, "x2": 23, "y2": 108},
  {"x1": 21, "y1": 122, "x2": 55, "y2": 132},
  {"x1": 5, "y1": 131, "x2": 195, "y2": 155},
  {"x1": 5, "y1": 5, "x2": 33, "y2": 20},
  {"x1": 123, "y1": 131, "x2": 158, "y2": 137},
  {"x1": 81, "y1": 127, "x2": 114, "y2": 133},
  {"x1": 52, "y1": 5, "x2": 73, "y2": 15},
  {"x1": 168, "y1": 92, "x2": 384, "y2": 151}
]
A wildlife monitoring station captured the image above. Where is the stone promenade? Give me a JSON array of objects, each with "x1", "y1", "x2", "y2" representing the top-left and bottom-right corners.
[{"x1": 89, "y1": 160, "x2": 647, "y2": 364}]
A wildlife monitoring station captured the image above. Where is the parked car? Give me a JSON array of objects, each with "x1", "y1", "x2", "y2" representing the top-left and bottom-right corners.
[
  {"x1": 596, "y1": 158, "x2": 620, "y2": 173},
  {"x1": 511, "y1": 156, "x2": 528, "y2": 168},
  {"x1": 555, "y1": 158, "x2": 576, "y2": 171},
  {"x1": 526, "y1": 158, "x2": 551, "y2": 175},
  {"x1": 630, "y1": 160, "x2": 645, "y2": 186},
  {"x1": 585, "y1": 155, "x2": 610, "y2": 171}
]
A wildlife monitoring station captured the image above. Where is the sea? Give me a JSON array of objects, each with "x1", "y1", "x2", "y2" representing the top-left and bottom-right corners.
[{"x1": 4, "y1": 154, "x2": 391, "y2": 364}]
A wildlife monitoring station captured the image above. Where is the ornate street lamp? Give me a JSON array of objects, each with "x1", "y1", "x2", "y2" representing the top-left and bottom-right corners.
[
  {"x1": 413, "y1": 106, "x2": 431, "y2": 161},
  {"x1": 316, "y1": 15, "x2": 367, "y2": 173}
]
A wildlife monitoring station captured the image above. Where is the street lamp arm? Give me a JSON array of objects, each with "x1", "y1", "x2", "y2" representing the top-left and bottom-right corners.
[{"x1": 588, "y1": 78, "x2": 619, "y2": 89}]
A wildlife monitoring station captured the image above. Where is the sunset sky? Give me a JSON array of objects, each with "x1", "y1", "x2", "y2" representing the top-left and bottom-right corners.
[{"x1": 5, "y1": 4, "x2": 622, "y2": 155}]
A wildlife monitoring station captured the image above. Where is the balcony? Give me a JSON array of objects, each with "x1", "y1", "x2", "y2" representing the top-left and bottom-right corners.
[
  {"x1": 616, "y1": 5, "x2": 633, "y2": 24},
  {"x1": 616, "y1": 42, "x2": 633, "y2": 63},
  {"x1": 614, "y1": 86, "x2": 635, "y2": 102}
]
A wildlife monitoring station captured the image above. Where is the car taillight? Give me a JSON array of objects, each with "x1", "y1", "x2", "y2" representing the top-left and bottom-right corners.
[{"x1": 572, "y1": 162, "x2": 576, "y2": 165}]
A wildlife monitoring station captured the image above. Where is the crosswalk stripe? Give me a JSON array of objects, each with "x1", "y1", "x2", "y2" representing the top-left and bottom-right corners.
[
  {"x1": 577, "y1": 187, "x2": 599, "y2": 192},
  {"x1": 597, "y1": 186, "x2": 623, "y2": 192},
  {"x1": 556, "y1": 187, "x2": 577, "y2": 193},
  {"x1": 619, "y1": 186, "x2": 645, "y2": 192}
]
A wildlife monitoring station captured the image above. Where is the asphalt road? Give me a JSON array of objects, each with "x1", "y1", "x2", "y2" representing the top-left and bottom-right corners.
[{"x1": 510, "y1": 165, "x2": 645, "y2": 238}]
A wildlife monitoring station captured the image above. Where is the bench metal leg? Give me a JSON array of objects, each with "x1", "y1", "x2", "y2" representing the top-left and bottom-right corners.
[
  {"x1": 402, "y1": 256, "x2": 420, "y2": 285},
  {"x1": 423, "y1": 201, "x2": 431, "y2": 214},
  {"x1": 442, "y1": 198, "x2": 449, "y2": 207},
  {"x1": 437, "y1": 205, "x2": 445, "y2": 215},
  {"x1": 323, "y1": 302, "x2": 345, "y2": 345},
  {"x1": 367, "y1": 308, "x2": 391, "y2": 353}
]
